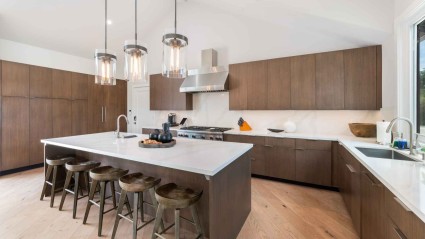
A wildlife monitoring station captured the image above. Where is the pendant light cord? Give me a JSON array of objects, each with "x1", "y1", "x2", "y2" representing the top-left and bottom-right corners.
[
  {"x1": 105, "y1": 0, "x2": 107, "y2": 50},
  {"x1": 174, "y1": 0, "x2": 177, "y2": 34},
  {"x1": 135, "y1": 0, "x2": 137, "y2": 42}
]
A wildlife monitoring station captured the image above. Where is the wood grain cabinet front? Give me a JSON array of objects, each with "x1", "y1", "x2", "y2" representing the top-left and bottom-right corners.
[
  {"x1": 2, "y1": 61, "x2": 29, "y2": 97},
  {"x1": 149, "y1": 74, "x2": 192, "y2": 111},
  {"x1": 29, "y1": 98, "x2": 52, "y2": 165},
  {"x1": 264, "y1": 137, "x2": 296, "y2": 180},
  {"x1": 30, "y1": 66, "x2": 52, "y2": 98}
]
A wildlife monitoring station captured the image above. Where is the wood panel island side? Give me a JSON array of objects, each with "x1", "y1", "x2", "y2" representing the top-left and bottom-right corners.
[{"x1": 41, "y1": 132, "x2": 253, "y2": 239}]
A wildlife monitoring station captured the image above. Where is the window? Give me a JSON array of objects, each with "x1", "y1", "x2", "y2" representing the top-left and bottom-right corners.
[{"x1": 417, "y1": 20, "x2": 425, "y2": 133}]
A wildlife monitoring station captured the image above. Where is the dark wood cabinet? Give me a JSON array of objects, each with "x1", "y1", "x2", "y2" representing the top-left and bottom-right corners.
[
  {"x1": 315, "y1": 51, "x2": 344, "y2": 110},
  {"x1": 71, "y1": 100, "x2": 88, "y2": 135},
  {"x1": 361, "y1": 166, "x2": 385, "y2": 239},
  {"x1": 88, "y1": 77, "x2": 128, "y2": 133},
  {"x1": 267, "y1": 58, "x2": 291, "y2": 110},
  {"x1": 150, "y1": 74, "x2": 192, "y2": 111},
  {"x1": 29, "y1": 98, "x2": 52, "y2": 165},
  {"x1": 265, "y1": 137, "x2": 296, "y2": 180},
  {"x1": 71, "y1": 72, "x2": 88, "y2": 100},
  {"x1": 344, "y1": 46, "x2": 380, "y2": 110},
  {"x1": 2, "y1": 61, "x2": 29, "y2": 97},
  {"x1": 52, "y1": 69, "x2": 72, "y2": 99},
  {"x1": 228, "y1": 45, "x2": 381, "y2": 110},
  {"x1": 229, "y1": 64, "x2": 248, "y2": 110},
  {"x1": 290, "y1": 55, "x2": 316, "y2": 110},
  {"x1": 340, "y1": 145, "x2": 361, "y2": 235},
  {"x1": 30, "y1": 66, "x2": 52, "y2": 98},
  {"x1": 2, "y1": 97, "x2": 29, "y2": 170},
  {"x1": 52, "y1": 99, "x2": 72, "y2": 137}
]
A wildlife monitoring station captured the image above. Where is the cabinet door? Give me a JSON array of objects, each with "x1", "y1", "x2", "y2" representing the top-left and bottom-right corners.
[
  {"x1": 341, "y1": 162, "x2": 352, "y2": 214},
  {"x1": 52, "y1": 69, "x2": 72, "y2": 99},
  {"x1": 290, "y1": 55, "x2": 316, "y2": 109},
  {"x1": 265, "y1": 146, "x2": 296, "y2": 180},
  {"x1": 347, "y1": 156, "x2": 361, "y2": 235},
  {"x1": 52, "y1": 99, "x2": 72, "y2": 137},
  {"x1": 150, "y1": 74, "x2": 170, "y2": 110},
  {"x1": 344, "y1": 46, "x2": 377, "y2": 110},
  {"x1": 29, "y1": 99, "x2": 52, "y2": 165},
  {"x1": 171, "y1": 78, "x2": 193, "y2": 110},
  {"x1": 295, "y1": 149, "x2": 331, "y2": 186},
  {"x1": 72, "y1": 100, "x2": 88, "y2": 135},
  {"x1": 117, "y1": 80, "x2": 128, "y2": 132},
  {"x1": 246, "y1": 61, "x2": 267, "y2": 110},
  {"x1": 229, "y1": 63, "x2": 248, "y2": 110},
  {"x1": 2, "y1": 97, "x2": 29, "y2": 170},
  {"x1": 103, "y1": 85, "x2": 119, "y2": 131},
  {"x1": 30, "y1": 66, "x2": 52, "y2": 98},
  {"x1": 88, "y1": 76, "x2": 105, "y2": 133},
  {"x1": 251, "y1": 145, "x2": 266, "y2": 175},
  {"x1": 71, "y1": 73, "x2": 88, "y2": 100},
  {"x1": 2, "y1": 61, "x2": 29, "y2": 97},
  {"x1": 315, "y1": 51, "x2": 344, "y2": 110},
  {"x1": 267, "y1": 58, "x2": 291, "y2": 110},
  {"x1": 361, "y1": 169, "x2": 385, "y2": 239}
]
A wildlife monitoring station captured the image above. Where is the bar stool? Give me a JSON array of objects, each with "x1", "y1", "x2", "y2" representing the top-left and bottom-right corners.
[
  {"x1": 40, "y1": 154, "x2": 75, "y2": 207},
  {"x1": 58, "y1": 159, "x2": 101, "y2": 218},
  {"x1": 112, "y1": 172, "x2": 163, "y2": 239},
  {"x1": 152, "y1": 183, "x2": 204, "y2": 239},
  {"x1": 83, "y1": 165, "x2": 129, "y2": 236}
]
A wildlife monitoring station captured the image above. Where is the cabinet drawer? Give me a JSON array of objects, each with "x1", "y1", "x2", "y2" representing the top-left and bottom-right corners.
[
  {"x1": 251, "y1": 145, "x2": 266, "y2": 175},
  {"x1": 224, "y1": 134, "x2": 265, "y2": 145},
  {"x1": 296, "y1": 139, "x2": 331, "y2": 151},
  {"x1": 295, "y1": 150, "x2": 331, "y2": 186},
  {"x1": 265, "y1": 137, "x2": 295, "y2": 148},
  {"x1": 385, "y1": 189, "x2": 413, "y2": 238}
]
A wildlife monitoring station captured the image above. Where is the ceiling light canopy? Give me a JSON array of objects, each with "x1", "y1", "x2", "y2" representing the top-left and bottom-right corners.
[
  {"x1": 124, "y1": 0, "x2": 148, "y2": 82},
  {"x1": 94, "y1": 0, "x2": 116, "y2": 85},
  {"x1": 162, "y1": 0, "x2": 188, "y2": 78}
]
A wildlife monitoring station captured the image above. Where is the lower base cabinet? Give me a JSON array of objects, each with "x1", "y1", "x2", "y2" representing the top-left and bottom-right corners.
[{"x1": 265, "y1": 145, "x2": 295, "y2": 180}]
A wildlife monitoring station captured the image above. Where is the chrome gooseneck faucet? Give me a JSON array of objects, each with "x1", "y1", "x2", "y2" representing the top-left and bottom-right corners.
[
  {"x1": 116, "y1": 114, "x2": 129, "y2": 138},
  {"x1": 386, "y1": 117, "x2": 416, "y2": 155}
]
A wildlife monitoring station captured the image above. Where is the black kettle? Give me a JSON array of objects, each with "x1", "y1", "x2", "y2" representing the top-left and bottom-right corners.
[{"x1": 158, "y1": 123, "x2": 173, "y2": 143}]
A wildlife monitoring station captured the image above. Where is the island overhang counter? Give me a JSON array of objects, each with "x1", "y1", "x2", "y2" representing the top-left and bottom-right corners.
[{"x1": 41, "y1": 132, "x2": 253, "y2": 239}]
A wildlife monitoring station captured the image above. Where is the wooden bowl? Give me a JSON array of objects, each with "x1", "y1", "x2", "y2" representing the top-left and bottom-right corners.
[{"x1": 348, "y1": 123, "x2": 377, "y2": 138}]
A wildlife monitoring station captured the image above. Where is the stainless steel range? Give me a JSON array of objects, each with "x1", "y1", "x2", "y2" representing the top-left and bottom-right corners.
[{"x1": 177, "y1": 126, "x2": 232, "y2": 141}]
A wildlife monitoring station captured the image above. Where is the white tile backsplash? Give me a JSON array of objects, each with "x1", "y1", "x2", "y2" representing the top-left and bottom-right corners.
[{"x1": 140, "y1": 91, "x2": 383, "y2": 135}]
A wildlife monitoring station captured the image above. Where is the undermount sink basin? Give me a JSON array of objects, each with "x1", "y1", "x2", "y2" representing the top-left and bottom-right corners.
[{"x1": 355, "y1": 147, "x2": 416, "y2": 162}]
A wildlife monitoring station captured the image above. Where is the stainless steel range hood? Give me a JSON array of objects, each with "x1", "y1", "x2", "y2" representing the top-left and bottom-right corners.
[{"x1": 180, "y1": 49, "x2": 229, "y2": 93}]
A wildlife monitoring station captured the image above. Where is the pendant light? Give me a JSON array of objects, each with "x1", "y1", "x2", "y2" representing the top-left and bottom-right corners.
[
  {"x1": 124, "y1": 0, "x2": 148, "y2": 82},
  {"x1": 162, "y1": 0, "x2": 188, "y2": 78},
  {"x1": 94, "y1": 0, "x2": 117, "y2": 85}
]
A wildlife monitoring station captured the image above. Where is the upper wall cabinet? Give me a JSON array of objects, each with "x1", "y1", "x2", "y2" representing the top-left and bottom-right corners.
[
  {"x1": 315, "y1": 51, "x2": 344, "y2": 110},
  {"x1": 2, "y1": 61, "x2": 29, "y2": 97},
  {"x1": 344, "y1": 46, "x2": 381, "y2": 110},
  {"x1": 228, "y1": 45, "x2": 382, "y2": 110},
  {"x1": 150, "y1": 74, "x2": 193, "y2": 111},
  {"x1": 30, "y1": 66, "x2": 52, "y2": 98},
  {"x1": 290, "y1": 55, "x2": 316, "y2": 110},
  {"x1": 71, "y1": 72, "x2": 88, "y2": 100}
]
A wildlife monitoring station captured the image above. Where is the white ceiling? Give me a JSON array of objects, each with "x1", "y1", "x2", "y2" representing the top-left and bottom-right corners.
[{"x1": 0, "y1": 0, "x2": 394, "y2": 62}]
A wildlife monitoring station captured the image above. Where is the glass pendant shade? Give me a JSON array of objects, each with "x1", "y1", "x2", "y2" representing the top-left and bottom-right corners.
[
  {"x1": 124, "y1": 40, "x2": 148, "y2": 82},
  {"x1": 94, "y1": 49, "x2": 117, "y2": 85},
  {"x1": 162, "y1": 33, "x2": 188, "y2": 78}
]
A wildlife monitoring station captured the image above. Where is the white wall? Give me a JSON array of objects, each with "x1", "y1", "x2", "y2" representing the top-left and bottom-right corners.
[
  {"x1": 0, "y1": 38, "x2": 99, "y2": 75},
  {"x1": 129, "y1": 1, "x2": 395, "y2": 134}
]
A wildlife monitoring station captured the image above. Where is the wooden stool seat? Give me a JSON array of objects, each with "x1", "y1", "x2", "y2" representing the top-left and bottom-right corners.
[
  {"x1": 152, "y1": 183, "x2": 204, "y2": 239},
  {"x1": 46, "y1": 155, "x2": 75, "y2": 166},
  {"x1": 119, "y1": 173, "x2": 161, "y2": 192},
  {"x1": 65, "y1": 160, "x2": 100, "y2": 172},
  {"x1": 155, "y1": 183, "x2": 203, "y2": 209},
  {"x1": 89, "y1": 166, "x2": 128, "y2": 181}
]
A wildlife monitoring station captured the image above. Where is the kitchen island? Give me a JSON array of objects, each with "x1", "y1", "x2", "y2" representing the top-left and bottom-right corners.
[{"x1": 41, "y1": 132, "x2": 253, "y2": 239}]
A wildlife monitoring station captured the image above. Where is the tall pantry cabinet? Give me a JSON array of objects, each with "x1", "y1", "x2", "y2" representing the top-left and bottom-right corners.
[{"x1": 0, "y1": 60, "x2": 127, "y2": 174}]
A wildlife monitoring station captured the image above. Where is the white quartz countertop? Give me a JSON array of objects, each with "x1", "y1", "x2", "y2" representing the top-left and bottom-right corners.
[
  {"x1": 41, "y1": 132, "x2": 252, "y2": 176},
  {"x1": 339, "y1": 140, "x2": 425, "y2": 223}
]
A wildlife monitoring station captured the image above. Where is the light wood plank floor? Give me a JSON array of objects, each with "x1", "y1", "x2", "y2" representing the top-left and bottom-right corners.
[{"x1": 0, "y1": 168, "x2": 358, "y2": 239}]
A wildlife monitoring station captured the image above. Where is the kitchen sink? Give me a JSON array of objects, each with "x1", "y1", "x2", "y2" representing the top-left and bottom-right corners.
[{"x1": 355, "y1": 147, "x2": 417, "y2": 162}]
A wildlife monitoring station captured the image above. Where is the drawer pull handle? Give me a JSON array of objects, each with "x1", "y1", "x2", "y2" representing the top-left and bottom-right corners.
[
  {"x1": 362, "y1": 172, "x2": 382, "y2": 187},
  {"x1": 264, "y1": 145, "x2": 274, "y2": 148},
  {"x1": 394, "y1": 197, "x2": 411, "y2": 212},
  {"x1": 346, "y1": 164, "x2": 357, "y2": 174},
  {"x1": 393, "y1": 227, "x2": 408, "y2": 239},
  {"x1": 251, "y1": 158, "x2": 256, "y2": 161}
]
